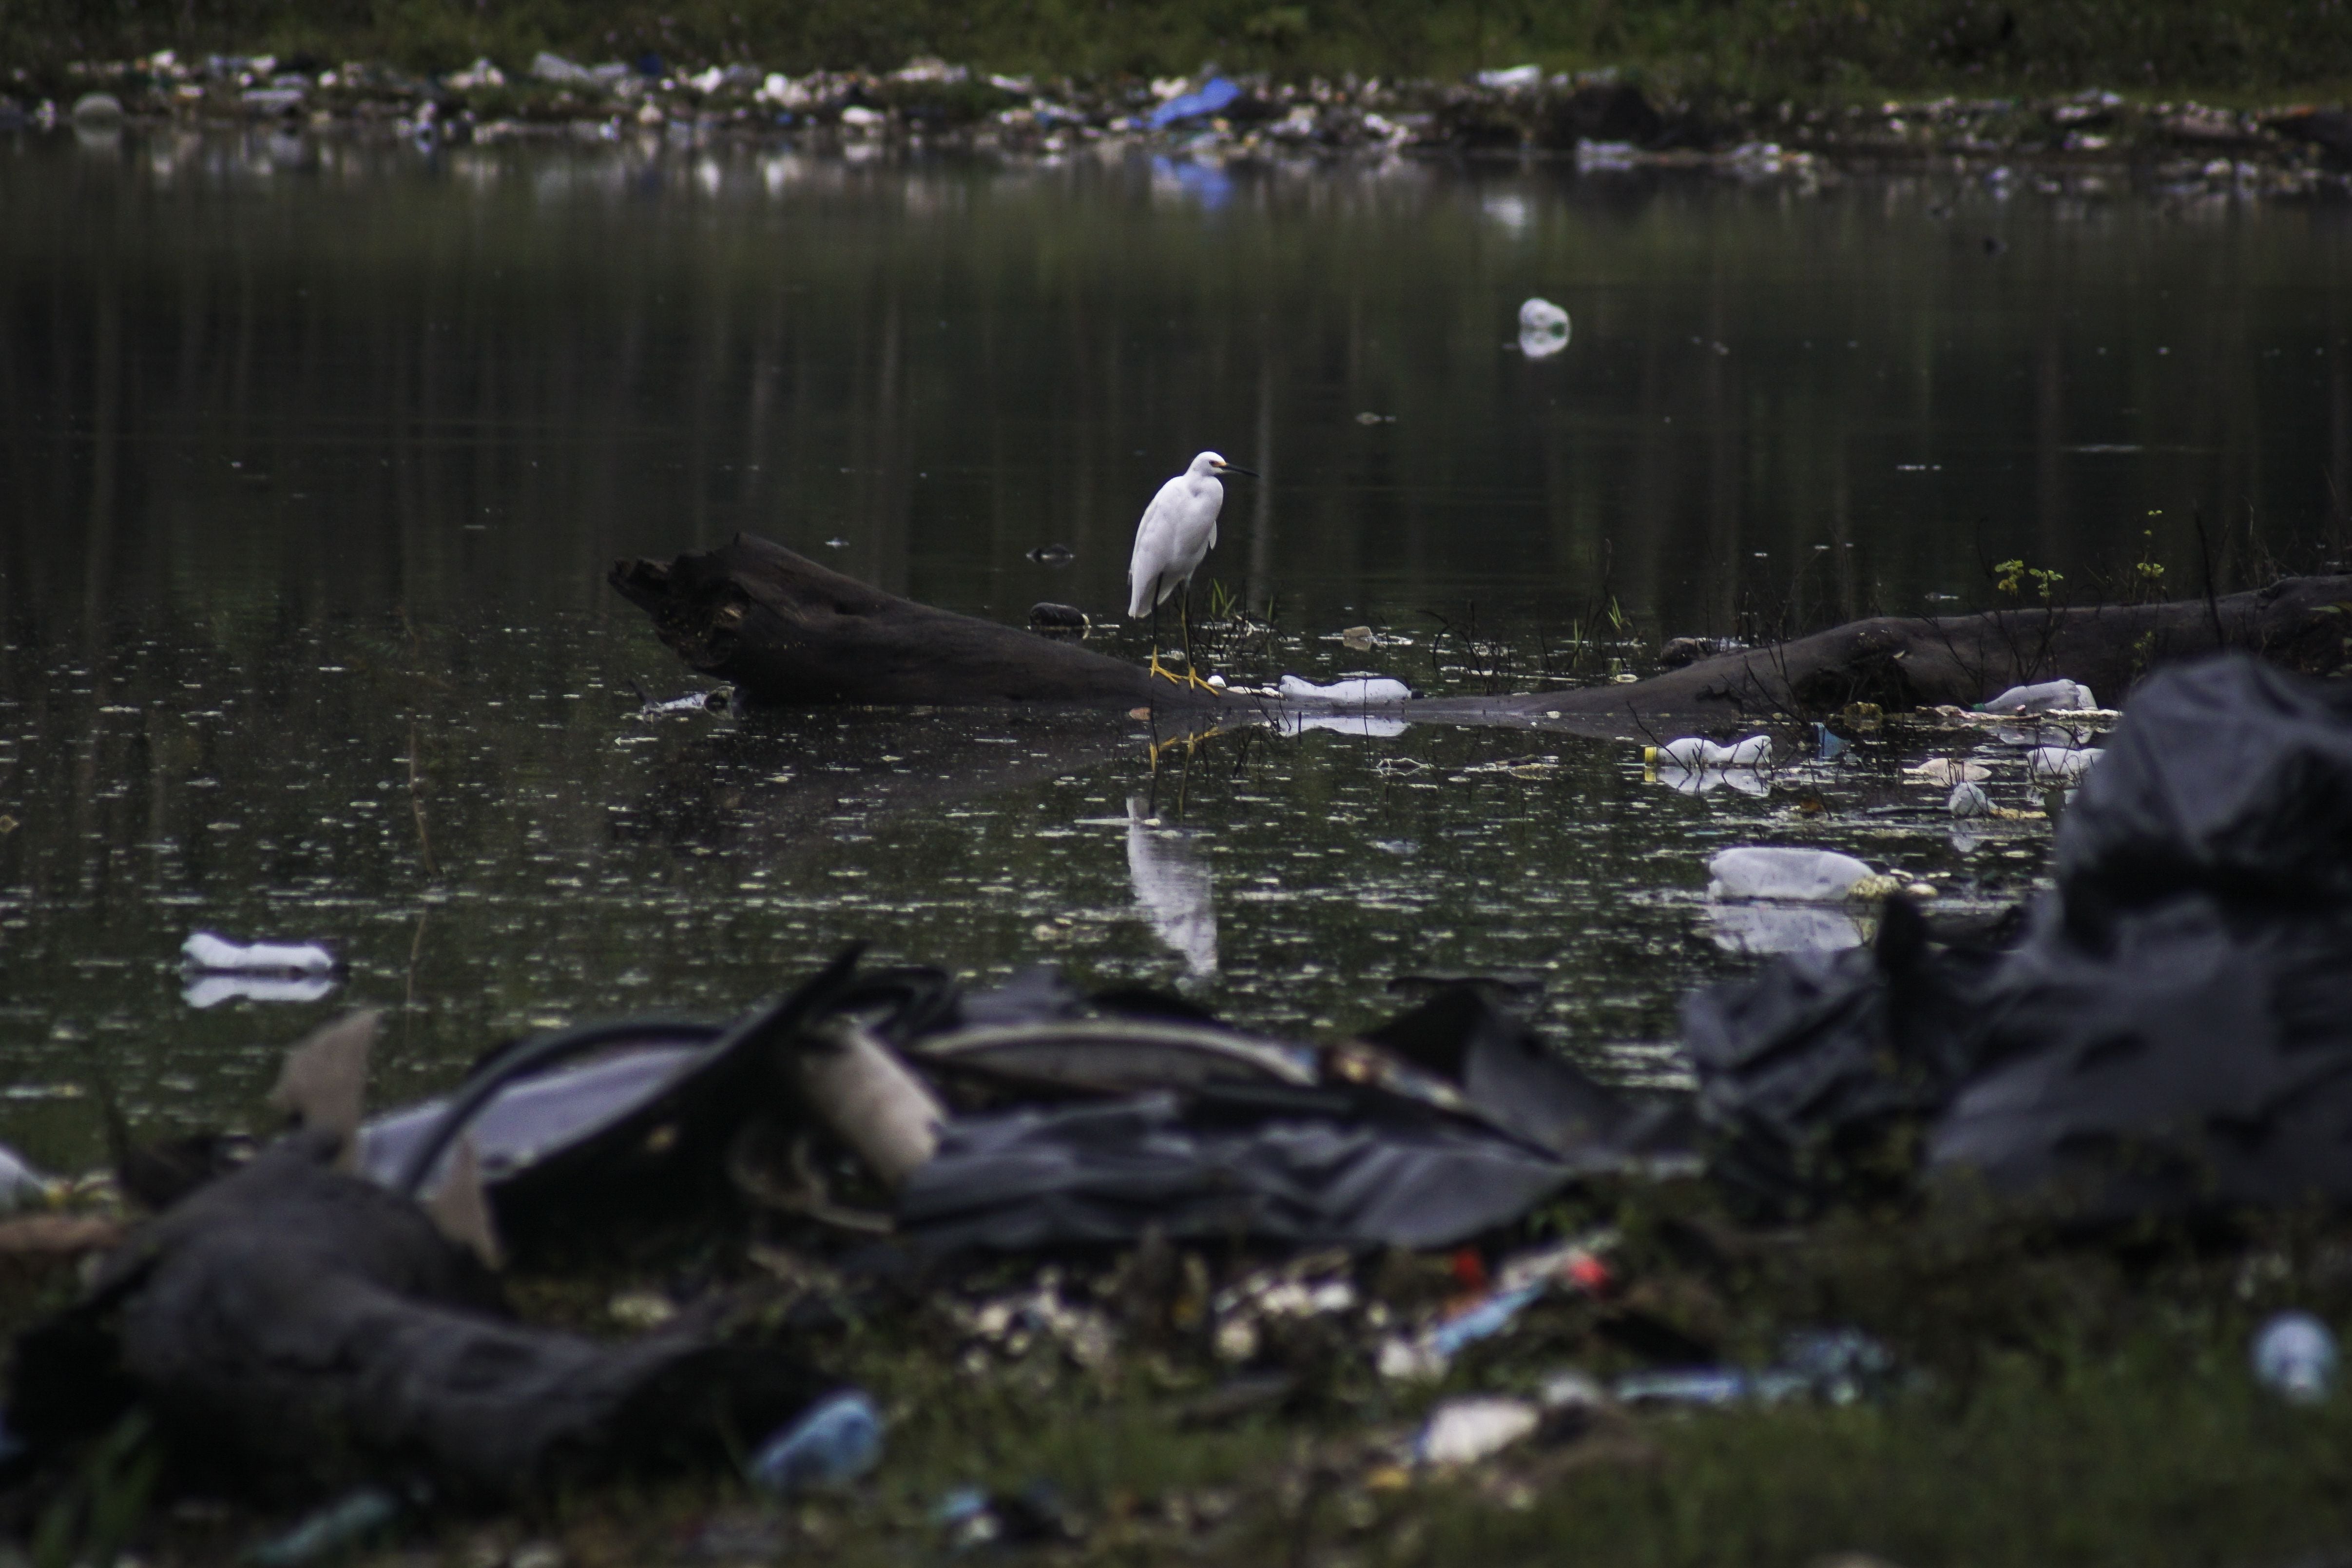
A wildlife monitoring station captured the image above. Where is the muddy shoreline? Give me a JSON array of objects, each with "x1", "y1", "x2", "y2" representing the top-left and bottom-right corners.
[{"x1": 16, "y1": 54, "x2": 2352, "y2": 197}]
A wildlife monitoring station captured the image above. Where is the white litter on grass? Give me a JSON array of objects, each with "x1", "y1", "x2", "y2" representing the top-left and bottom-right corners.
[
  {"x1": 1276, "y1": 674, "x2": 1413, "y2": 705},
  {"x1": 183, "y1": 931, "x2": 336, "y2": 975},
  {"x1": 1707, "y1": 847, "x2": 1878, "y2": 902},
  {"x1": 1649, "y1": 735, "x2": 1773, "y2": 769},
  {"x1": 1980, "y1": 678, "x2": 2097, "y2": 714},
  {"x1": 1948, "y1": 781, "x2": 1993, "y2": 817},
  {"x1": 1414, "y1": 1396, "x2": 1542, "y2": 1466}
]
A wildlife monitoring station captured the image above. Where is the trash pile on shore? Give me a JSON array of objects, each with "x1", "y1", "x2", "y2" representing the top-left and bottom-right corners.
[{"x1": 10, "y1": 50, "x2": 2350, "y2": 191}]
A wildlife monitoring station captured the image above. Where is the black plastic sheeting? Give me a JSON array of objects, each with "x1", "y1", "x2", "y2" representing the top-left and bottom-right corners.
[
  {"x1": 890, "y1": 975, "x2": 1685, "y2": 1256},
  {"x1": 898, "y1": 1084, "x2": 1578, "y2": 1254},
  {"x1": 8, "y1": 1132, "x2": 828, "y2": 1504},
  {"x1": 1685, "y1": 656, "x2": 2352, "y2": 1221}
]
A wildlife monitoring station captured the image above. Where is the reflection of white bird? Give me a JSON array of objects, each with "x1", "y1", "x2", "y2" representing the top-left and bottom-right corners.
[
  {"x1": 1126, "y1": 795, "x2": 1217, "y2": 976},
  {"x1": 1127, "y1": 450, "x2": 1255, "y2": 690}
]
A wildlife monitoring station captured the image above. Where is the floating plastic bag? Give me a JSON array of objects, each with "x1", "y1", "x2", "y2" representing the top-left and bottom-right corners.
[
  {"x1": 1647, "y1": 735, "x2": 1771, "y2": 769},
  {"x1": 1706, "y1": 847, "x2": 1877, "y2": 902},
  {"x1": 1980, "y1": 678, "x2": 2097, "y2": 714}
]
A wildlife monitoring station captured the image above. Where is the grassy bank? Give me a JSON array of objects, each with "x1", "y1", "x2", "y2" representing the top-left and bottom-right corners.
[
  {"x1": 15, "y1": 1179, "x2": 2352, "y2": 1567},
  {"x1": 7, "y1": 0, "x2": 2352, "y2": 101}
]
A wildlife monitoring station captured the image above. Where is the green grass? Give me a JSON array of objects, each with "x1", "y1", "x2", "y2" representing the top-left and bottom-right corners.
[
  {"x1": 13, "y1": 1177, "x2": 2352, "y2": 1565},
  {"x1": 7, "y1": 0, "x2": 2352, "y2": 101}
]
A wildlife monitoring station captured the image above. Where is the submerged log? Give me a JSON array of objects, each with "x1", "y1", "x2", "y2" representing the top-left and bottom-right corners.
[{"x1": 611, "y1": 534, "x2": 2352, "y2": 736}]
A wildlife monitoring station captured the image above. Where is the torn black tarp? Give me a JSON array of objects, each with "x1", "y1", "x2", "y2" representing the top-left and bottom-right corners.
[
  {"x1": 892, "y1": 977, "x2": 1680, "y2": 1254},
  {"x1": 897, "y1": 1085, "x2": 1577, "y2": 1254},
  {"x1": 7, "y1": 1131, "x2": 829, "y2": 1503},
  {"x1": 1682, "y1": 656, "x2": 2352, "y2": 1222}
]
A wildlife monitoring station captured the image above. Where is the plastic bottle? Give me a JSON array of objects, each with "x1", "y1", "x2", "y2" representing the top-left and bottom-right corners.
[
  {"x1": 1645, "y1": 735, "x2": 1772, "y2": 770},
  {"x1": 1277, "y1": 674, "x2": 1413, "y2": 705},
  {"x1": 1978, "y1": 678, "x2": 2096, "y2": 714},
  {"x1": 1707, "y1": 846, "x2": 1876, "y2": 902},
  {"x1": 2252, "y1": 1312, "x2": 2338, "y2": 1405},
  {"x1": 747, "y1": 1389, "x2": 885, "y2": 1494}
]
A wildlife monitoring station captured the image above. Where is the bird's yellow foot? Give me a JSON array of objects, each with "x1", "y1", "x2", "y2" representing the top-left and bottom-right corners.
[
  {"x1": 1185, "y1": 670, "x2": 1222, "y2": 693},
  {"x1": 1146, "y1": 653, "x2": 1185, "y2": 684}
]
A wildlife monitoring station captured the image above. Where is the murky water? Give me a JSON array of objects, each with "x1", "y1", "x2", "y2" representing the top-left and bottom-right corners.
[{"x1": 3, "y1": 129, "x2": 2347, "y2": 1168}]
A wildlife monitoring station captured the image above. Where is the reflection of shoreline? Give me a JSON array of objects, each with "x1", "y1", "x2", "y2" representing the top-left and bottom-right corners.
[{"x1": 1127, "y1": 795, "x2": 1218, "y2": 976}]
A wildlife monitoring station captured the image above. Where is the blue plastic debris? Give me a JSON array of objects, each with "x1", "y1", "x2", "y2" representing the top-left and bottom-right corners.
[
  {"x1": 1148, "y1": 77, "x2": 1242, "y2": 129},
  {"x1": 747, "y1": 1389, "x2": 884, "y2": 1494}
]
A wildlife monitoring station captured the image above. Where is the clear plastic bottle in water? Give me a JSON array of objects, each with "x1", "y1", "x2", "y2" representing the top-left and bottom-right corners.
[{"x1": 1647, "y1": 735, "x2": 1772, "y2": 770}]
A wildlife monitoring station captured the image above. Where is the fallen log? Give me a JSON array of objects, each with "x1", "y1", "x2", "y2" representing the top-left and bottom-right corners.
[
  {"x1": 610, "y1": 532, "x2": 1207, "y2": 709},
  {"x1": 611, "y1": 535, "x2": 2352, "y2": 736}
]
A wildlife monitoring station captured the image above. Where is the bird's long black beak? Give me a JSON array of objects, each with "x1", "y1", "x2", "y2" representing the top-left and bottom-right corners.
[{"x1": 1214, "y1": 463, "x2": 1259, "y2": 479}]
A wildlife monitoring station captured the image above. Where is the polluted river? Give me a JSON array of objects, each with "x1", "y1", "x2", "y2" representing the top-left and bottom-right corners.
[{"x1": 2, "y1": 128, "x2": 2349, "y2": 1170}]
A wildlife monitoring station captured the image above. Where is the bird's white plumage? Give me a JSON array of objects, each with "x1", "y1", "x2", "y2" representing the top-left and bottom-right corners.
[{"x1": 1127, "y1": 451, "x2": 1230, "y2": 619}]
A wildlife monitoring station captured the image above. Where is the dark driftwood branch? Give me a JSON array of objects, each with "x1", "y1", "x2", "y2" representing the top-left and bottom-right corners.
[{"x1": 611, "y1": 535, "x2": 2352, "y2": 737}]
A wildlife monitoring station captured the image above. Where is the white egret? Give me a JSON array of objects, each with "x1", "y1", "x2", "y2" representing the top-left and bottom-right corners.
[{"x1": 1127, "y1": 450, "x2": 1255, "y2": 689}]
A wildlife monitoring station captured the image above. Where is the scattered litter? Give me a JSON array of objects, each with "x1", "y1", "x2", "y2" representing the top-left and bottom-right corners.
[
  {"x1": 1647, "y1": 736, "x2": 1771, "y2": 769},
  {"x1": 1614, "y1": 1367, "x2": 1802, "y2": 1406},
  {"x1": 747, "y1": 1389, "x2": 884, "y2": 1494},
  {"x1": 934, "y1": 1481, "x2": 1080, "y2": 1549},
  {"x1": 1947, "y1": 781, "x2": 1991, "y2": 817},
  {"x1": 1475, "y1": 64, "x2": 1544, "y2": 92},
  {"x1": 1905, "y1": 758, "x2": 1988, "y2": 786},
  {"x1": 1979, "y1": 678, "x2": 2097, "y2": 714},
  {"x1": 1813, "y1": 723, "x2": 1851, "y2": 762},
  {"x1": 1518, "y1": 297, "x2": 1571, "y2": 359},
  {"x1": 1326, "y1": 626, "x2": 1413, "y2": 648},
  {"x1": 1147, "y1": 76, "x2": 1241, "y2": 129},
  {"x1": 182, "y1": 932, "x2": 342, "y2": 1008},
  {"x1": 183, "y1": 931, "x2": 336, "y2": 975},
  {"x1": 1706, "y1": 847, "x2": 1878, "y2": 902},
  {"x1": 531, "y1": 51, "x2": 598, "y2": 85},
  {"x1": 1378, "y1": 1236, "x2": 1613, "y2": 1379},
  {"x1": 2251, "y1": 1312, "x2": 2337, "y2": 1406},
  {"x1": 2025, "y1": 745, "x2": 2100, "y2": 783},
  {"x1": 1278, "y1": 674, "x2": 1414, "y2": 704},
  {"x1": 445, "y1": 57, "x2": 504, "y2": 91},
  {"x1": 633, "y1": 686, "x2": 727, "y2": 716},
  {"x1": 1414, "y1": 1395, "x2": 1540, "y2": 1465},
  {"x1": 1457, "y1": 754, "x2": 1562, "y2": 779},
  {"x1": 1028, "y1": 601, "x2": 1090, "y2": 635}
]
